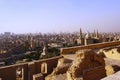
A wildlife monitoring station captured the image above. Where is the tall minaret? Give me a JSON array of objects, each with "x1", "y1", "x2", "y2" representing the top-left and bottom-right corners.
[
  {"x1": 94, "y1": 29, "x2": 96, "y2": 37},
  {"x1": 30, "y1": 36, "x2": 34, "y2": 49},
  {"x1": 96, "y1": 29, "x2": 99, "y2": 38},
  {"x1": 79, "y1": 28, "x2": 82, "y2": 38},
  {"x1": 77, "y1": 28, "x2": 84, "y2": 45}
]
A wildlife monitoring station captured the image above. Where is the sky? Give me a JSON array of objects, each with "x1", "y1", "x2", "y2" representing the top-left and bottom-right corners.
[{"x1": 0, "y1": 0, "x2": 120, "y2": 33}]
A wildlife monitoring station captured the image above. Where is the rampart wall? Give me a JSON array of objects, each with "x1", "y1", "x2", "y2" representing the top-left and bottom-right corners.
[
  {"x1": 0, "y1": 63, "x2": 28, "y2": 80},
  {"x1": 28, "y1": 56, "x2": 63, "y2": 80},
  {"x1": 61, "y1": 41, "x2": 120, "y2": 54},
  {"x1": 0, "y1": 56, "x2": 63, "y2": 80}
]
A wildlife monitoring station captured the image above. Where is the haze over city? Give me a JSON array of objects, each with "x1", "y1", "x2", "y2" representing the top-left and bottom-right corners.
[{"x1": 0, "y1": 0, "x2": 120, "y2": 33}]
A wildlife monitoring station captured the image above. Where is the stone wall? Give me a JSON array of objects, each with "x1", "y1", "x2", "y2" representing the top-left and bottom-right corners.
[
  {"x1": 28, "y1": 56, "x2": 63, "y2": 80},
  {"x1": 61, "y1": 41, "x2": 120, "y2": 54},
  {"x1": 66, "y1": 49, "x2": 105, "y2": 80},
  {"x1": 0, "y1": 56, "x2": 63, "y2": 80},
  {"x1": 33, "y1": 73, "x2": 43, "y2": 80},
  {"x1": 99, "y1": 46, "x2": 120, "y2": 60},
  {"x1": 0, "y1": 63, "x2": 28, "y2": 80}
]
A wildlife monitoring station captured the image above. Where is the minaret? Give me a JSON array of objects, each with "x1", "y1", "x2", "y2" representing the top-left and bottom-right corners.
[
  {"x1": 30, "y1": 36, "x2": 34, "y2": 49},
  {"x1": 79, "y1": 28, "x2": 82, "y2": 38},
  {"x1": 96, "y1": 29, "x2": 99, "y2": 38},
  {"x1": 94, "y1": 29, "x2": 96, "y2": 37},
  {"x1": 77, "y1": 28, "x2": 84, "y2": 45}
]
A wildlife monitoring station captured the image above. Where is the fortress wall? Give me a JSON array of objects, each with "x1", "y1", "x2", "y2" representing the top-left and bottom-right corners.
[
  {"x1": 61, "y1": 41, "x2": 120, "y2": 54},
  {"x1": 0, "y1": 56, "x2": 63, "y2": 80},
  {"x1": 35, "y1": 56, "x2": 63, "y2": 74},
  {"x1": 28, "y1": 56, "x2": 63, "y2": 80},
  {"x1": 0, "y1": 63, "x2": 28, "y2": 80},
  {"x1": 28, "y1": 62, "x2": 36, "y2": 80},
  {"x1": 83, "y1": 66, "x2": 106, "y2": 80}
]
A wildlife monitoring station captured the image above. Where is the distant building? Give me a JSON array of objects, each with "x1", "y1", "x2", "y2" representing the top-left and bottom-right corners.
[
  {"x1": 84, "y1": 32, "x2": 94, "y2": 45},
  {"x1": 40, "y1": 45, "x2": 48, "y2": 58},
  {"x1": 48, "y1": 43, "x2": 63, "y2": 48},
  {"x1": 4, "y1": 32, "x2": 11, "y2": 36}
]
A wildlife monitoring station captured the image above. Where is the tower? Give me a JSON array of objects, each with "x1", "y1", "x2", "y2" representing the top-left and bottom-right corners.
[
  {"x1": 93, "y1": 29, "x2": 96, "y2": 37},
  {"x1": 77, "y1": 28, "x2": 84, "y2": 45},
  {"x1": 30, "y1": 36, "x2": 33, "y2": 48},
  {"x1": 96, "y1": 29, "x2": 99, "y2": 38},
  {"x1": 79, "y1": 28, "x2": 82, "y2": 38}
]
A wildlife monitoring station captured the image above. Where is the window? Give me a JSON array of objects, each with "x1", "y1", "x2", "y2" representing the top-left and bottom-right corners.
[
  {"x1": 41, "y1": 62, "x2": 47, "y2": 74},
  {"x1": 16, "y1": 67, "x2": 23, "y2": 78}
]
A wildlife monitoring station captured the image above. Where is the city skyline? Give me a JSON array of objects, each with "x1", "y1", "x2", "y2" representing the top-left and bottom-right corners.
[{"x1": 0, "y1": 0, "x2": 120, "y2": 33}]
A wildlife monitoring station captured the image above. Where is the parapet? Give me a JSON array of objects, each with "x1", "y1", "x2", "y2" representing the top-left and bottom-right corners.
[
  {"x1": 0, "y1": 56, "x2": 63, "y2": 80},
  {"x1": 61, "y1": 41, "x2": 120, "y2": 54}
]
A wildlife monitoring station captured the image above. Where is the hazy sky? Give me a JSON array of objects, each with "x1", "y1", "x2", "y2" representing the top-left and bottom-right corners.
[{"x1": 0, "y1": 0, "x2": 120, "y2": 33}]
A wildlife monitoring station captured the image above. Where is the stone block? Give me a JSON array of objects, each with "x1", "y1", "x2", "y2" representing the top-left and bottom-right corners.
[{"x1": 33, "y1": 73, "x2": 43, "y2": 80}]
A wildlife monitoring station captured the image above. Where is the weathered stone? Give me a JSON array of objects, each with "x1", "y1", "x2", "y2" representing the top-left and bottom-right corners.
[
  {"x1": 33, "y1": 73, "x2": 43, "y2": 80},
  {"x1": 45, "y1": 58, "x2": 72, "y2": 80},
  {"x1": 105, "y1": 65, "x2": 115, "y2": 76},
  {"x1": 99, "y1": 46, "x2": 120, "y2": 60},
  {"x1": 57, "y1": 58, "x2": 72, "y2": 67},
  {"x1": 66, "y1": 49, "x2": 105, "y2": 80}
]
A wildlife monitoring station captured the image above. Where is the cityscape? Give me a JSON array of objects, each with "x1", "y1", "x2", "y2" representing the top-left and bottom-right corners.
[
  {"x1": 0, "y1": 30, "x2": 120, "y2": 80},
  {"x1": 0, "y1": 30, "x2": 120, "y2": 66},
  {"x1": 0, "y1": 0, "x2": 120, "y2": 80}
]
